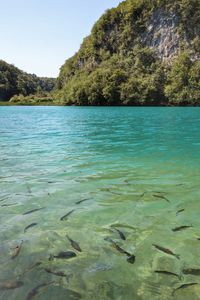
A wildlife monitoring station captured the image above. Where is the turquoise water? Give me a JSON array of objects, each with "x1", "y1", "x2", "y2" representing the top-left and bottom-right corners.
[{"x1": 0, "y1": 106, "x2": 200, "y2": 300}]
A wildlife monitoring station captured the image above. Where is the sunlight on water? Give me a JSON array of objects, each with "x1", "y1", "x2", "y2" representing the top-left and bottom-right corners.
[{"x1": 0, "y1": 106, "x2": 200, "y2": 300}]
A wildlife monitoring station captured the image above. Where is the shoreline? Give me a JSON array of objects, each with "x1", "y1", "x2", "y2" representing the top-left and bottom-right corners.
[{"x1": 0, "y1": 102, "x2": 200, "y2": 107}]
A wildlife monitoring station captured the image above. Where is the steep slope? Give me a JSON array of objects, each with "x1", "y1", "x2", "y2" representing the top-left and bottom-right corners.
[
  {"x1": 56, "y1": 0, "x2": 200, "y2": 105},
  {"x1": 0, "y1": 60, "x2": 55, "y2": 101}
]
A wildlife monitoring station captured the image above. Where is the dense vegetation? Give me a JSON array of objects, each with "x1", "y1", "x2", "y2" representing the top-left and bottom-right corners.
[
  {"x1": 1, "y1": 0, "x2": 199, "y2": 105},
  {"x1": 55, "y1": 0, "x2": 200, "y2": 106},
  {"x1": 0, "y1": 60, "x2": 55, "y2": 102}
]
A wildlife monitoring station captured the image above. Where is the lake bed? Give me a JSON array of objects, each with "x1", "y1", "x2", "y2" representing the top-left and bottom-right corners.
[{"x1": 0, "y1": 107, "x2": 200, "y2": 300}]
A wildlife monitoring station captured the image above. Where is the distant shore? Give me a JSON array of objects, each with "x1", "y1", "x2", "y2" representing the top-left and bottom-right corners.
[{"x1": 0, "y1": 101, "x2": 200, "y2": 107}]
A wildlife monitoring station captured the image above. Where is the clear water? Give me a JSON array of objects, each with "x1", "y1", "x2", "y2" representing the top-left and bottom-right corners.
[{"x1": 0, "y1": 106, "x2": 200, "y2": 300}]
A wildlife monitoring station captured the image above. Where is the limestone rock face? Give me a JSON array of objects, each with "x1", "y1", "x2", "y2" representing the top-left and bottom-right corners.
[
  {"x1": 143, "y1": 9, "x2": 182, "y2": 61},
  {"x1": 56, "y1": 0, "x2": 200, "y2": 105}
]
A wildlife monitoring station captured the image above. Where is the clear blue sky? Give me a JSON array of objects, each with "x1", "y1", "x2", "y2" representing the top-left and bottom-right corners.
[{"x1": 0, "y1": 0, "x2": 122, "y2": 77}]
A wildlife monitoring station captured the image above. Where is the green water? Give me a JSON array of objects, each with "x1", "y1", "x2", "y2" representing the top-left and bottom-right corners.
[{"x1": 0, "y1": 106, "x2": 200, "y2": 300}]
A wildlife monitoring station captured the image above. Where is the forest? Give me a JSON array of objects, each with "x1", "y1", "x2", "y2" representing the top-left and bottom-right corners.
[{"x1": 1, "y1": 0, "x2": 200, "y2": 105}]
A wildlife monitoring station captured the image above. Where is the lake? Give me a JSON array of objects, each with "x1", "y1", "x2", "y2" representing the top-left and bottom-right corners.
[{"x1": 0, "y1": 106, "x2": 200, "y2": 300}]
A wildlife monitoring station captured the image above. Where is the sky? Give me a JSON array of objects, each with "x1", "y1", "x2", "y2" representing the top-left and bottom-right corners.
[{"x1": 0, "y1": 0, "x2": 122, "y2": 77}]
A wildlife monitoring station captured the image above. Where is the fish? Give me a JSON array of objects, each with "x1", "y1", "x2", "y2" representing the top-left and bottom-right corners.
[
  {"x1": 124, "y1": 179, "x2": 129, "y2": 184},
  {"x1": 24, "y1": 223, "x2": 37, "y2": 233},
  {"x1": 176, "y1": 209, "x2": 185, "y2": 216},
  {"x1": 114, "y1": 228, "x2": 126, "y2": 241},
  {"x1": 0, "y1": 280, "x2": 23, "y2": 290},
  {"x1": 75, "y1": 198, "x2": 91, "y2": 205},
  {"x1": 26, "y1": 184, "x2": 32, "y2": 194},
  {"x1": 183, "y1": 269, "x2": 200, "y2": 276},
  {"x1": 154, "y1": 270, "x2": 180, "y2": 279},
  {"x1": 49, "y1": 251, "x2": 77, "y2": 261},
  {"x1": 0, "y1": 196, "x2": 9, "y2": 202},
  {"x1": 140, "y1": 191, "x2": 149, "y2": 197},
  {"x1": 66, "y1": 235, "x2": 82, "y2": 252},
  {"x1": 153, "y1": 194, "x2": 170, "y2": 203},
  {"x1": 110, "y1": 223, "x2": 135, "y2": 230},
  {"x1": 11, "y1": 241, "x2": 23, "y2": 259},
  {"x1": 172, "y1": 283, "x2": 198, "y2": 296},
  {"x1": 152, "y1": 244, "x2": 180, "y2": 259},
  {"x1": 101, "y1": 188, "x2": 122, "y2": 195},
  {"x1": 26, "y1": 281, "x2": 54, "y2": 300},
  {"x1": 21, "y1": 262, "x2": 42, "y2": 276},
  {"x1": 1, "y1": 203, "x2": 17, "y2": 207},
  {"x1": 44, "y1": 268, "x2": 67, "y2": 277},
  {"x1": 23, "y1": 208, "x2": 45, "y2": 215},
  {"x1": 108, "y1": 240, "x2": 135, "y2": 264},
  {"x1": 60, "y1": 210, "x2": 75, "y2": 221},
  {"x1": 172, "y1": 225, "x2": 193, "y2": 232},
  {"x1": 127, "y1": 254, "x2": 135, "y2": 264},
  {"x1": 110, "y1": 191, "x2": 122, "y2": 195},
  {"x1": 110, "y1": 240, "x2": 131, "y2": 257},
  {"x1": 44, "y1": 268, "x2": 72, "y2": 283}
]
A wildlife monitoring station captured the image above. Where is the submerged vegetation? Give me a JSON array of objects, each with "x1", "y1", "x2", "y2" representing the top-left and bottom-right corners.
[{"x1": 0, "y1": 0, "x2": 200, "y2": 105}]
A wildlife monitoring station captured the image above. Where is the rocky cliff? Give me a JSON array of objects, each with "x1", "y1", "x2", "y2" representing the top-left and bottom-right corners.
[{"x1": 56, "y1": 0, "x2": 200, "y2": 106}]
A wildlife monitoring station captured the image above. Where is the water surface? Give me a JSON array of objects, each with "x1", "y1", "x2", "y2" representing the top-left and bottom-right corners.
[{"x1": 0, "y1": 107, "x2": 200, "y2": 300}]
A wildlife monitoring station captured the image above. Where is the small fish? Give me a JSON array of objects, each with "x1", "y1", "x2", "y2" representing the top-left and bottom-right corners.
[
  {"x1": 0, "y1": 196, "x2": 9, "y2": 202},
  {"x1": 1, "y1": 203, "x2": 17, "y2": 207},
  {"x1": 66, "y1": 235, "x2": 82, "y2": 252},
  {"x1": 172, "y1": 283, "x2": 198, "y2": 296},
  {"x1": 154, "y1": 270, "x2": 180, "y2": 279},
  {"x1": 26, "y1": 281, "x2": 54, "y2": 300},
  {"x1": 110, "y1": 191, "x2": 122, "y2": 195},
  {"x1": 124, "y1": 179, "x2": 129, "y2": 184},
  {"x1": 75, "y1": 198, "x2": 91, "y2": 205},
  {"x1": 183, "y1": 268, "x2": 200, "y2": 276},
  {"x1": 110, "y1": 240, "x2": 131, "y2": 257},
  {"x1": 11, "y1": 241, "x2": 23, "y2": 259},
  {"x1": 140, "y1": 192, "x2": 147, "y2": 197},
  {"x1": 24, "y1": 223, "x2": 37, "y2": 233},
  {"x1": 172, "y1": 225, "x2": 193, "y2": 232},
  {"x1": 23, "y1": 208, "x2": 45, "y2": 215},
  {"x1": 127, "y1": 254, "x2": 135, "y2": 264},
  {"x1": 152, "y1": 244, "x2": 180, "y2": 259},
  {"x1": 102, "y1": 188, "x2": 121, "y2": 195},
  {"x1": 49, "y1": 251, "x2": 77, "y2": 260},
  {"x1": 176, "y1": 209, "x2": 185, "y2": 216},
  {"x1": 60, "y1": 210, "x2": 75, "y2": 221},
  {"x1": 44, "y1": 268, "x2": 66, "y2": 277},
  {"x1": 0, "y1": 280, "x2": 23, "y2": 290},
  {"x1": 114, "y1": 228, "x2": 126, "y2": 241},
  {"x1": 110, "y1": 223, "x2": 135, "y2": 230},
  {"x1": 108, "y1": 239, "x2": 135, "y2": 264},
  {"x1": 26, "y1": 184, "x2": 32, "y2": 194},
  {"x1": 153, "y1": 194, "x2": 170, "y2": 203},
  {"x1": 21, "y1": 262, "x2": 42, "y2": 276}
]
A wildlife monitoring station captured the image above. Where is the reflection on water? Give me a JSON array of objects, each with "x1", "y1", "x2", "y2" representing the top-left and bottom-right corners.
[{"x1": 0, "y1": 106, "x2": 200, "y2": 300}]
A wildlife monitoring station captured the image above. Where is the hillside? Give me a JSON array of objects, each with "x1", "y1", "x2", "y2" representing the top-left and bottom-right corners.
[
  {"x1": 0, "y1": 60, "x2": 55, "y2": 102},
  {"x1": 56, "y1": 0, "x2": 200, "y2": 106}
]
